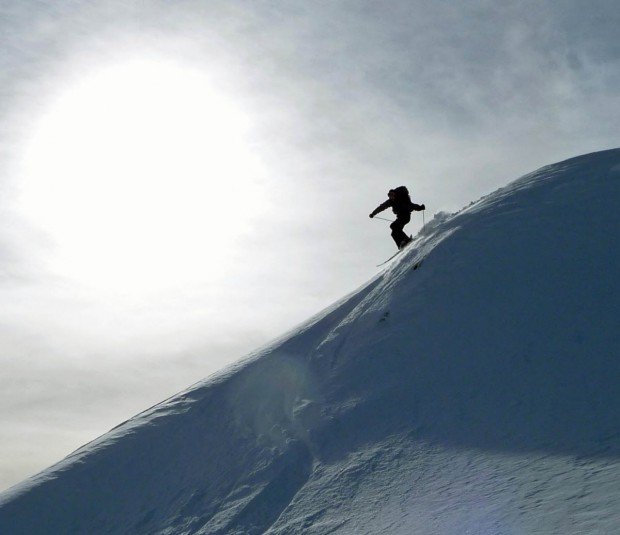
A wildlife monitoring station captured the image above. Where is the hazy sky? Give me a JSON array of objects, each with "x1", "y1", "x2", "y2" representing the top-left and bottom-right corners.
[{"x1": 1, "y1": 0, "x2": 619, "y2": 490}]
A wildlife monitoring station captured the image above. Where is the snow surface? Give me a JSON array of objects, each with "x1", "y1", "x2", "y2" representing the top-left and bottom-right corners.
[{"x1": 1, "y1": 149, "x2": 619, "y2": 534}]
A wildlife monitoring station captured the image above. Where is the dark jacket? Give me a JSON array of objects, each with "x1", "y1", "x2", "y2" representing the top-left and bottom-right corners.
[{"x1": 371, "y1": 198, "x2": 424, "y2": 218}]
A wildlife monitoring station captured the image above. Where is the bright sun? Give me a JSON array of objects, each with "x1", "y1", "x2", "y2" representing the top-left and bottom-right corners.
[{"x1": 18, "y1": 59, "x2": 266, "y2": 293}]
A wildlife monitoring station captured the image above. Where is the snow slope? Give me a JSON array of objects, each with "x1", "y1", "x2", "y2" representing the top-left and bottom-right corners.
[{"x1": 1, "y1": 149, "x2": 619, "y2": 534}]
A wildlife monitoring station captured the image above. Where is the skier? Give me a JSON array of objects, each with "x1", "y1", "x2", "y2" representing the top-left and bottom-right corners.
[{"x1": 369, "y1": 187, "x2": 425, "y2": 249}]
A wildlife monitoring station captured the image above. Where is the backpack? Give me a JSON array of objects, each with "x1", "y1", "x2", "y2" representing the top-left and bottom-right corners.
[
  {"x1": 392, "y1": 186, "x2": 418, "y2": 214},
  {"x1": 392, "y1": 186, "x2": 410, "y2": 201}
]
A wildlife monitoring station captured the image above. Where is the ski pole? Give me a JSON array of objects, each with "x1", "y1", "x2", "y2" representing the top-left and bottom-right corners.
[
  {"x1": 372, "y1": 216, "x2": 394, "y2": 223},
  {"x1": 422, "y1": 209, "x2": 425, "y2": 228}
]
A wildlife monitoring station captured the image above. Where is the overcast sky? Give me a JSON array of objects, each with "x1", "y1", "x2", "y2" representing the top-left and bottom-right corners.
[{"x1": 1, "y1": 0, "x2": 619, "y2": 491}]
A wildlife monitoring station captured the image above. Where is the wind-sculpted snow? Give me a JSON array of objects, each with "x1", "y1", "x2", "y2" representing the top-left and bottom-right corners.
[{"x1": 1, "y1": 149, "x2": 619, "y2": 534}]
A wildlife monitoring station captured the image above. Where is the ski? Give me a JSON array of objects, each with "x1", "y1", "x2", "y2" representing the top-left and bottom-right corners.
[
  {"x1": 377, "y1": 237, "x2": 414, "y2": 266},
  {"x1": 377, "y1": 250, "x2": 402, "y2": 266}
]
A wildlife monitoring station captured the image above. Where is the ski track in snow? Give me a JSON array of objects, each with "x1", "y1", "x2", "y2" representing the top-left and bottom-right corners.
[{"x1": 1, "y1": 149, "x2": 620, "y2": 534}]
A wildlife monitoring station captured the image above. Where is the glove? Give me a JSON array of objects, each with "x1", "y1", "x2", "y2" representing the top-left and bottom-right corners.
[
  {"x1": 369, "y1": 213, "x2": 374, "y2": 218},
  {"x1": 421, "y1": 204, "x2": 425, "y2": 210}
]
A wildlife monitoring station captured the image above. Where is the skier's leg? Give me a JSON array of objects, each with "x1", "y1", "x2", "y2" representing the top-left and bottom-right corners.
[
  {"x1": 390, "y1": 218, "x2": 407, "y2": 246},
  {"x1": 390, "y1": 214, "x2": 411, "y2": 247}
]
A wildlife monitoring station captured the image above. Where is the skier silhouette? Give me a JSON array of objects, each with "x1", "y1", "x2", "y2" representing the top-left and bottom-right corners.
[{"x1": 369, "y1": 187, "x2": 425, "y2": 249}]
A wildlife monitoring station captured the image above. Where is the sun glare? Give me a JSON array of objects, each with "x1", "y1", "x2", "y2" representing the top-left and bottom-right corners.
[{"x1": 18, "y1": 59, "x2": 267, "y2": 293}]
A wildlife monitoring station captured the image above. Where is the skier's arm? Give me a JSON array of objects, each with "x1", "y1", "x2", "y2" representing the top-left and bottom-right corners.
[
  {"x1": 410, "y1": 202, "x2": 425, "y2": 212},
  {"x1": 369, "y1": 200, "x2": 392, "y2": 218}
]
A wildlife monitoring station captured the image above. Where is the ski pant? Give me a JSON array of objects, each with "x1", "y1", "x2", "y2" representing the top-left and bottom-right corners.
[{"x1": 390, "y1": 213, "x2": 410, "y2": 247}]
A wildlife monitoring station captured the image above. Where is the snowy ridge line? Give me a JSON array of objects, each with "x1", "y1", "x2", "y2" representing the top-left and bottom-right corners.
[{"x1": 1, "y1": 148, "x2": 619, "y2": 534}]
